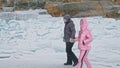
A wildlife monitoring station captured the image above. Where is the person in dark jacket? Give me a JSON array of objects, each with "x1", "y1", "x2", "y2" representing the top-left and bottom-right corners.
[{"x1": 63, "y1": 14, "x2": 78, "y2": 67}]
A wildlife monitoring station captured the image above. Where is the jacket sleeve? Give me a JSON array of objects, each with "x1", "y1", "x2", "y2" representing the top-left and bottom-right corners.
[
  {"x1": 69, "y1": 22, "x2": 76, "y2": 39},
  {"x1": 74, "y1": 31, "x2": 81, "y2": 42},
  {"x1": 84, "y1": 31, "x2": 93, "y2": 45}
]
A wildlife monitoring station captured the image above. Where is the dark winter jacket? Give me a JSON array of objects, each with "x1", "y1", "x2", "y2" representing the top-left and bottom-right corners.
[{"x1": 63, "y1": 15, "x2": 76, "y2": 42}]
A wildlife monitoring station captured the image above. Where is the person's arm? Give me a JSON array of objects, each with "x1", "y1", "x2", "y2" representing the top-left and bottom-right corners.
[
  {"x1": 69, "y1": 22, "x2": 76, "y2": 39},
  {"x1": 73, "y1": 31, "x2": 80, "y2": 42},
  {"x1": 84, "y1": 31, "x2": 93, "y2": 45}
]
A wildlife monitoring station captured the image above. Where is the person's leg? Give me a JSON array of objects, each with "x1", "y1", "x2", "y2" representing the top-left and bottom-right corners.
[
  {"x1": 68, "y1": 43, "x2": 78, "y2": 66},
  {"x1": 84, "y1": 50, "x2": 92, "y2": 68},
  {"x1": 77, "y1": 50, "x2": 87, "y2": 68},
  {"x1": 64, "y1": 42, "x2": 72, "y2": 65}
]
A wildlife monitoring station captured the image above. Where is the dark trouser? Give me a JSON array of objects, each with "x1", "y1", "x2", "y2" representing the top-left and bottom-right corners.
[{"x1": 66, "y1": 42, "x2": 78, "y2": 64}]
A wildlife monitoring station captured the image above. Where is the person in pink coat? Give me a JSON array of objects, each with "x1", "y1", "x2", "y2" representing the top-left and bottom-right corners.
[{"x1": 74, "y1": 19, "x2": 93, "y2": 68}]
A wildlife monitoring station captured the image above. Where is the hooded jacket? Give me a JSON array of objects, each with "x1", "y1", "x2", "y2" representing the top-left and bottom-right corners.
[
  {"x1": 63, "y1": 15, "x2": 76, "y2": 42},
  {"x1": 75, "y1": 19, "x2": 93, "y2": 50}
]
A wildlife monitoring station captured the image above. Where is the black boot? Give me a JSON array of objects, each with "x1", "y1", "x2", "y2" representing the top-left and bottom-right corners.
[
  {"x1": 73, "y1": 61, "x2": 78, "y2": 67},
  {"x1": 64, "y1": 62, "x2": 72, "y2": 65},
  {"x1": 64, "y1": 55, "x2": 72, "y2": 65}
]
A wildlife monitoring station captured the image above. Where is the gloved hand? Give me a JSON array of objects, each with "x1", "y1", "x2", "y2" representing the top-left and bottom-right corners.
[
  {"x1": 70, "y1": 38, "x2": 75, "y2": 43},
  {"x1": 82, "y1": 41, "x2": 85, "y2": 45}
]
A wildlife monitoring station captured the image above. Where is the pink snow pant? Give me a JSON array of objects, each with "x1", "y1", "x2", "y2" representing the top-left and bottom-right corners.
[{"x1": 77, "y1": 50, "x2": 92, "y2": 68}]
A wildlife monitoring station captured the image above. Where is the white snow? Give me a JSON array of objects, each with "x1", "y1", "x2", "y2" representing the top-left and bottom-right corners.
[{"x1": 0, "y1": 9, "x2": 120, "y2": 68}]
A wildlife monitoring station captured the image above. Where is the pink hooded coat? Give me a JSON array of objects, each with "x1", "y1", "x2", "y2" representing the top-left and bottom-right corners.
[{"x1": 75, "y1": 19, "x2": 93, "y2": 50}]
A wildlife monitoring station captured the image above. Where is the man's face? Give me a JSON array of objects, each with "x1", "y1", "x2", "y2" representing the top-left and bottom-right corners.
[{"x1": 63, "y1": 19, "x2": 67, "y2": 23}]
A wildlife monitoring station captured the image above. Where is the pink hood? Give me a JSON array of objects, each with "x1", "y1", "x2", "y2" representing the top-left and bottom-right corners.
[
  {"x1": 80, "y1": 19, "x2": 88, "y2": 31},
  {"x1": 75, "y1": 19, "x2": 93, "y2": 50}
]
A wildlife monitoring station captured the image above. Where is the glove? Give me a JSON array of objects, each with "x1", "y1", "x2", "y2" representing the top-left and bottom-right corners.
[
  {"x1": 70, "y1": 38, "x2": 75, "y2": 43},
  {"x1": 82, "y1": 41, "x2": 85, "y2": 45}
]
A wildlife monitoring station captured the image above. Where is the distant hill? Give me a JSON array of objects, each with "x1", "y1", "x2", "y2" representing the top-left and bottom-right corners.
[
  {"x1": 45, "y1": 0, "x2": 120, "y2": 18},
  {"x1": 0, "y1": 0, "x2": 120, "y2": 18}
]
